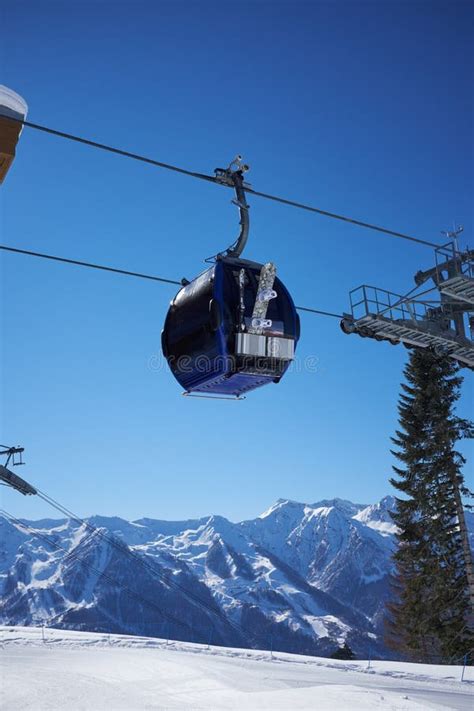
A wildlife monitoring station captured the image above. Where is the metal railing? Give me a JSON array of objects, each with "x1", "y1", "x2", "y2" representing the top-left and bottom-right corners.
[{"x1": 349, "y1": 286, "x2": 431, "y2": 322}]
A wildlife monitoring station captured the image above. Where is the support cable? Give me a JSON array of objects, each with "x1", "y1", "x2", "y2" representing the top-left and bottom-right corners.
[
  {"x1": 31, "y1": 487, "x2": 254, "y2": 643},
  {"x1": 0, "y1": 508, "x2": 191, "y2": 635},
  {"x1": 10, "y1": 117, "x2": 440, "y2": 248},
  {"x1": 0, "y1": 244, "x2": 343, "y2": 319},
  {"x1": 0, "y1": 245, "x2": 181, "y2": 286},
  {"x1": 245, "y1": 186, "x2": 439, "y2": 248}
]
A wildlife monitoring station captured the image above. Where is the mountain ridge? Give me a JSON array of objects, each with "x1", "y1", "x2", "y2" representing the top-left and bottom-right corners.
[{"x1": 2, "y1": 496, "x2": 472, "y2": 659}]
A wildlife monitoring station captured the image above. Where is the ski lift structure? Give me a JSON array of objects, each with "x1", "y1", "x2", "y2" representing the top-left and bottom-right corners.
[
  {"x1": 161, "y1": 157, "x2": 300, "y2": 399},
  {"x1": 340, "y1": 226, "x2": 474, "y2": 370},
  {"x1": 0, "y1": 80, "x2": 469, "y2": 380},
  {"x1": 0, "y1": 444, "x2": 37, "y2": 496}
]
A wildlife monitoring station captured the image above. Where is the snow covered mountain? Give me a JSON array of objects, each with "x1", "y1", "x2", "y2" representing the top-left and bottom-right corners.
[{"x1": 1, "y1": 497, "x2": 472, "y2": 659}]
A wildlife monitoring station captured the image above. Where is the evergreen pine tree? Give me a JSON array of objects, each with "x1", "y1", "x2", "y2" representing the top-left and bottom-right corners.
[
  {"x1": 330, "y1": 642, "x2": 356, "y2": 660},
  {"x1": 386, "y1": 348, "x2": 474, "y2": 662}
]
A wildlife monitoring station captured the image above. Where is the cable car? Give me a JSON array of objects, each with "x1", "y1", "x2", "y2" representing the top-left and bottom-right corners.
[{"x1": 161, "y1": 158, "x2": 300, "y2": 398}]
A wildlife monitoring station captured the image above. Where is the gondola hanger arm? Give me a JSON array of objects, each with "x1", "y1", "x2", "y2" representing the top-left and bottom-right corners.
[{"x1": 212, "y1": 156, "x2": 251, "y2": 260}]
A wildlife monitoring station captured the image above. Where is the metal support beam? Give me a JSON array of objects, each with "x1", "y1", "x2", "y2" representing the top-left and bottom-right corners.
[
  {"x1": 340, "y1": 283, "x2": 474, "y2": 369},
  {"x1": 0, "y1": 444, "x2": 37, "y2": 495},
  {"x1": 213, "y1": 156, "x2": 250, "y2": 259},
  {"x1": 437, "y1": 275, "x2": 474, "y2": 308},
  {"x1": 0, "y1": 464, "x2": 37, "y2": 496}
]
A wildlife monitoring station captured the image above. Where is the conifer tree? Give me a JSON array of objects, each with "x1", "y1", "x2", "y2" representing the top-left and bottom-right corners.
[
  {"x1": 330, "y1": 642, "x2": 356, "y2": 660},
  {"x1": 386, "y1": 348, "x2": 474, "y2": 662}
]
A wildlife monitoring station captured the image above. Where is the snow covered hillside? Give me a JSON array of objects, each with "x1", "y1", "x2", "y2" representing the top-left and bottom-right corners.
[
  {"x1": 2, "y1": 626, "x2": 472, "y2": 710},
  {"x1": 1, "y1": 498, "x2": 472, "y2": 659}
]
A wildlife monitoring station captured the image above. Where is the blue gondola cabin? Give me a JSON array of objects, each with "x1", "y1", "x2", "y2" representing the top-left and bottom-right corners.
[{"x1": 162, "y1": 257, "x2": 300, "y2": 398}]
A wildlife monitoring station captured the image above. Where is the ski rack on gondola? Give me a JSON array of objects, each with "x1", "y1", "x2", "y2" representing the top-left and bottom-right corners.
[{"x1": 340, "y1": 230, "x2": 474, "y2": 370}]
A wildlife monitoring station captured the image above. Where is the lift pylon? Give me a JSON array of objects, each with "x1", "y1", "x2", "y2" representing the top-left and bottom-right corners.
[
  {"x1": 415, "y1": 242, "x2": 474, "y2": 308},
  {"x1": 0, "y1": 445, "x2": 37, "y2": 496},
  {"x1": 341, "y1": 237, "x2": 474, "y2": 370}
]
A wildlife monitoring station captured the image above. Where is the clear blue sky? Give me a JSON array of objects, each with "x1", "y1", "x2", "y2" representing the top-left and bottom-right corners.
[{"x1": 1, "y1": 0, "x2": 472, "y2": 522}]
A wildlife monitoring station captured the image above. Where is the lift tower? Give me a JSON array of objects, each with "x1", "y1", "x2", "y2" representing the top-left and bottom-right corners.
[
  {"x1": 340, "y1": 233, "x2": 474, "y2": 369},
  {"x1": 340, "y1": 229, "x2": 474, "y2": 623},
  {"x1": 0, "y1": 445, "x2": 37, "y2": 495}
]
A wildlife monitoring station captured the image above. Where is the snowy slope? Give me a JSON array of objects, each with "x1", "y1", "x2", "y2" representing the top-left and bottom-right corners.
[
  {"x1": 1, "y1": 498, "x2": 472, "y2": 660},
  {"x1": 2, "y1": 626, "x2": 472, "y2": 711}
]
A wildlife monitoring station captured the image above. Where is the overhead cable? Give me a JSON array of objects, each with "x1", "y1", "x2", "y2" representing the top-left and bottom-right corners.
[
  {"x1": 0, "y1": 245, "x2": 343, "y2": 318},
  {"x1": 13, "y1": 117, "x2": 440, "y2": 248},
  {"x1": 32, "y1": 487, "x2": 253, "y2": 643},
  {"x1": 0, "y1": 508, "x2": 190, "y2": 634},
  {"x1": 0, "y1": 245, "x2": 181, "y2": 286}
]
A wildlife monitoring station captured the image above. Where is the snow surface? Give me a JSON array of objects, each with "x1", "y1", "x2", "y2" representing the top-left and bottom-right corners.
[
  {"x1": 353, "y1": 498, "x2": 398, "y2": 537},
  {"x1": 0, "y1": 84, "x2": 28, "y2": 118},
  {"x1": 1, "y1": 626, "x2": 472, "y2": 710}
]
